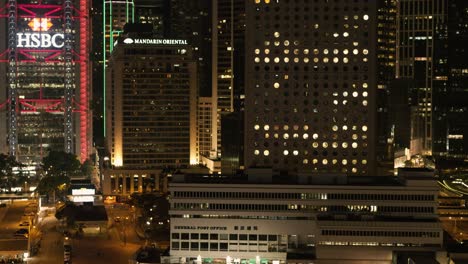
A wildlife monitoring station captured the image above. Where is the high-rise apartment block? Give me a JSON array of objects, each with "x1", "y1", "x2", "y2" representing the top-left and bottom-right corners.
[
  {"x1": 244, "y1": 0, "x2": 377, "y2": 175},
  {"x1": 0, "y1": 0, "x2": 91, "y2": 166}
]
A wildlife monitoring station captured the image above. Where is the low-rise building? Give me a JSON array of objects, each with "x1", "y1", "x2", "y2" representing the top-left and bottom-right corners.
[{"x1": 166, "y1": 169, "x2": 444, "y2": 264}]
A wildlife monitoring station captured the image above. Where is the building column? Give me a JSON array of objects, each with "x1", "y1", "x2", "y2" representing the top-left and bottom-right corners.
[
  {"x1": 122, "y1": 173, "x2": 127, "y2": 195},
  {"x1": 113, "y1": 174, "x2": 119, "y2": 194},
  {"x1": 155, "y1": 174, "x2": 160, "y2": 192},
  {"x1": 138, "y1": 175, "x2": 143, "y2": 193},
  {"x1": 130, "y1": 174, "x2": 134, "y2": 194}
]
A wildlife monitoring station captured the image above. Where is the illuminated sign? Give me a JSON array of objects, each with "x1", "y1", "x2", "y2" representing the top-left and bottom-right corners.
[
  {"x1": 123, "y1": 38, "x2": 187, "y2": 45},
  {"x1": 72, "y1": 196, "x2": 94, "y2": 202},
  {"x1": 72, "y1": 188, "x2": 96, "y2": 196},
  {"x1": 17, "y1": 18, "x2": 64, "y2": 48}
]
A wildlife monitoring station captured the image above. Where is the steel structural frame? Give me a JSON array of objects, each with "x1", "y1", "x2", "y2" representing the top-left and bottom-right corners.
[{"x1": 0, "y1": 0, "x2": 89, "y2": 162}]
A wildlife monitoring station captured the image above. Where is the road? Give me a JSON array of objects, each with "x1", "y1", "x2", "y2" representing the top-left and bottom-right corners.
[{"x1": 28, "y1": 216, "x2": 63, "y2": 264}]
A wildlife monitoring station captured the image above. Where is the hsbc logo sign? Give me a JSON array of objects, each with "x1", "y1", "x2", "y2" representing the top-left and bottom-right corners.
[{"x1": 16, "y1": 18, "x2": 65, "y2": 48}]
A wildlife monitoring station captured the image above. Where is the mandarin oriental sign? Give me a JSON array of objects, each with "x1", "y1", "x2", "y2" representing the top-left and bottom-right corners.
[
  {"x1": 16, "y1": 18, "x2": 64, "y2": 48},
  {"x1": 123, "y1": 38, "x2": 187, "y2": 45}
]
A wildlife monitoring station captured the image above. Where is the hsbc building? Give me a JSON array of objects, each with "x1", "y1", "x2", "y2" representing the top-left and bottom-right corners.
[{"x1": 0, "y1": 0, "x2": 91, "y2": 168}]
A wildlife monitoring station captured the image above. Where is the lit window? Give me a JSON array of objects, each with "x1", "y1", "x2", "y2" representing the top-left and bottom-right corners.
[
  {"x1": 323, "y1": 57, "x2": 329, "y2": 63},
  {"x1": 323, "y1": 49, "x2": 329, "y2": 55},
  {"x1": 274, "y1": 31, "x2": 280, "y2": 38},
  {"x1": 283, "y1": 133, "x2": 289, "y2": 139},
  {"x1": 274, "y1": 57, "x2": 280, "y2": 63},
  {"x1": 263, "y1": 150, "x2": 270, "y2": 156},
  {"x1": 303, "y1": 125, "x2": 309, "y2": 130},
  {"x1": 363, "y1": 83, "x2": 368, "y2": 88},
  {"x1": 322, "y1": 142, "x2": 328, "y2": 148},
  {"x1": 353, "y1": 49, "x2": 359, "y2": 55},
  {"x1": 304, "y1": 49, "x2": 309, "y2": 55},
  {"x1": 322, "y1": 159, "x2": 328, "y2": 165},
  {"x1": 362, "y1": 125, "x2": 368, "y2": 132},
  {"x1": 283, "y1": 150, "x2": 289, "y2": 156},
  {"x1": 343, "y1": 32, "x2": 349, "y2": 37},
  {"x1": 342, "y1": 159, "x2": 348, "y2": 165},
  {"x1": 304, "y1": 57, "x2": 309, "y2": 63},
  {"x1": 255, "y1": 49, "x2": 260, "y2": 54},
  {"x1": 343, "y1": 91, "x2": 348, "y2": 97},
  {"x1": 303, "y1": 159, "x2": 308, "y2": 164},
  {"x1": 284, "y1": 40, "x2": 290, "y2": 46},
  {"x1": 255, "y1": 57, "x2": 260, "y2": 63},
  {"x1": 342, "y1": 125, "x2": 348, "y2": 131},
  {"x1": 343, "y1": 49, "x2": 349, "y2": 55},
  {"x1": 332, "y1": 142, "x2": 338, "y2": 148},
  {"x1": 283, "y1": 125, "x2": 289, "y2": 130},
  {"x1": 343, "y1": 57, "x2": 349, "y2": 63},
  {"x1": 362, "y1": 100, "x2": 368, "y2": 106},
  {"x1": 293, "y1": 150, "x2": 299, "y2": 156},
  {"x1": 313, "y1": 49, "x2": 319, "y2": 55},
  {"x1": 333, "y1": 57, "x2": 339, "y2": 63},
  {"x1": 313, "y1": 159, "x2": 318, "y2": 164},
  {"x1": 264, "y1": 57, "x2": 270, "y2": 63},
  {"x1": 363, "y1": 15, "x2": 369, "y2": 21},
  {"x1": 342, "y1": 142, "x2": 348, "y2": 148},
  {"x1": 352, "y1": 142, "x2": 358, "y2": 148},
  {"x1": 313, "y1": 133, "x2": 318, "y2": 139},
  {"x1": 362, "y1": 160, "x2": 367, "y2": 165},
  {"x1": 254, "y1": 125, "x2": 260, "y2": 130},
  {"x1": 293, "y1": 133, "x2": 299, "y2": 138},
  {"x1": 363, "y1": 49, "x2": 369, "y2": 55},
  {"x1": 363, "y1": 91, "x2": 368, "y2": 97},
  {"x1": 313, "y1": 142, "x2": 318, "y2": 148},
  {"x1": 274, "y1": 82, "x2": 280, "y2": 89},
  {"x1": 265, "y1": 49, "x2": 270, "y2": 54},
  {"x1": 284, "y1": 57, "x2": 290, "y2": 63},
  {"x1": 303, "y1": 133, "x2": 309, "y2": 139},
  {"x1": 352, "y1": 91, "x2": 358, "y2": 97},
  {"x1": 264, "y1": 125, "x2": 270, "y2": 131}
]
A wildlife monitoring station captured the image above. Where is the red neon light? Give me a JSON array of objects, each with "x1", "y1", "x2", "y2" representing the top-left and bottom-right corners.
[
  {"x1": 0, "y1": 99, "x2": 10, "y2": 110},
  {"x1": 17, "y1": 49, "x2": 63, "y2": 63},
  {"x1": 79, "y1": 0, "x2": 89, "y2": 162},
  {"x1": 17, "y1": 4, "x2": 62, "y2": 19},
  {"x1": 18, "y1": 99, "x2": 64, "y2": 113},
  {"x1": 0, "y1": 49, "x2": 9, "y2": 62}
]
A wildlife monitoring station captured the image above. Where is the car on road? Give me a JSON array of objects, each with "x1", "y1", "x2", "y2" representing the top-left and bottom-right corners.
[
  {"x1": 19, "y1": 221, "x2": 30, "y2": 227},
  {"x1": 14, "y1": 228, "x2": 28, "y2": 238}
]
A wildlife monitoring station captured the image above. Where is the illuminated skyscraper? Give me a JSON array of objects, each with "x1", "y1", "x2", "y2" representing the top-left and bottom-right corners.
[
  {"x1": 211, "y1": 0, "x2": 245, "y2": 158},
  {"x1": 244, "y1": 0, "x2": 377, "y2": 175},
  {"x1": 102, "y1": 0, "x2": 135, "y2": 137},
  {"x1": 0, "y1": 0, "x2": 91, "y2": 166},
  {"x1": 106, "y1": 35, "x2": 197, "y2": 169},
  {"x1": 396, "y1": 0, "x2": 446, "y2": 155}
]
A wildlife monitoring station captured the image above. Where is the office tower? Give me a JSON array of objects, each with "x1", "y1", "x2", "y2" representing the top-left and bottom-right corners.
[
  {"x1": 244, "y1": 0, "x2": 377, "y2": 175},
  {"x1": 376, "y1": 0, "x2": 397, "y2": 164},
  {"x1": 198, "y1": 97, "x2": 213, "y2": 159},
  {"x1": 433, "y1": 0, "x2": 468, "y2": 159},
  {"x1": 211, "y1": 0, "x2": 246, "y2": 158},
  {"x1": 0, "y1": 0, "x2": 91, "y2": 166},
  {"x1": 134, "y1": 0, "x2": 169, "y2": 37},
  {"x1": 102, "y1": 0, "x2": 135, "y2": 137},
  {"x1": 221, "y1": 112, "x2": 244, "y2": 174},
  {"x1": 106, "y1": 34, "x2": 197, "y2": 169},
  {"x1": 170, "y1": 0, "x2": 212, "y2": 97},
  {"x1": 396, "y1": 0, "x2": 446, "y2": 155}
]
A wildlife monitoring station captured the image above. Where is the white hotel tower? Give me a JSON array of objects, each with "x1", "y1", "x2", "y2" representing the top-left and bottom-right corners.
[{"x1": 244, "y1": 0, "x2": 377, "y2": 175}]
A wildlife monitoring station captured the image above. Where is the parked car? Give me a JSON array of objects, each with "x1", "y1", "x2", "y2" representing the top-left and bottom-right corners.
[{"x1": 14, "y1": 229, "x2": 28, "y2": 238}]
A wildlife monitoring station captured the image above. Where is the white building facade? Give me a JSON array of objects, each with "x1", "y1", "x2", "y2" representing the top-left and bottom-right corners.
[{"x1": 167, "y1": 173, "x2": 443, "y2": 264}]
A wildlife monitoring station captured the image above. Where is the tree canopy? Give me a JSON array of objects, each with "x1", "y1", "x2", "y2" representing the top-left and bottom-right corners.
[{"x1": 0, "y1": 154, "x2": 23, "y2": 191}]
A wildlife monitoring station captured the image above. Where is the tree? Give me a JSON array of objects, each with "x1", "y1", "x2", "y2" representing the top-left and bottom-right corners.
[
  {"x1": 0, "y1": 154, "x2": 23, "y2": 192},
  {"x1": 80, "y1": 159, "x2": 94, "y2": 179},
  {"x1": 42, "y1": 150, "x2": 82, "y2": 178}
]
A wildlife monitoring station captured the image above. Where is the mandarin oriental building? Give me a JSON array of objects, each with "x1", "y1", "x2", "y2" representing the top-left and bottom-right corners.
[{"x1": 0, "y1": 0, "x2": 91, "y2": 166}]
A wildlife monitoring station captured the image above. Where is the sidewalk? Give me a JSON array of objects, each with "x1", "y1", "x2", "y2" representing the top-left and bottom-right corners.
[{"x1": 27, "y1": 216, "x2": 63, "y2": 264}]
